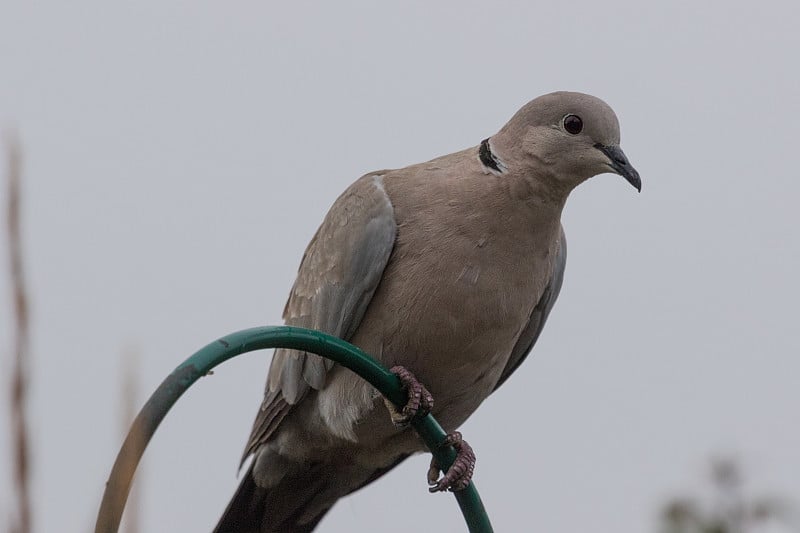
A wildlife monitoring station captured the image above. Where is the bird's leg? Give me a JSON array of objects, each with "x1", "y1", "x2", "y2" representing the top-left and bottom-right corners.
[
  {"x1": 427, "y1": 431, "x2": 476, "y2": 493},
  {"x1": 384, "y1": 365, "x2": 434, "y2": 427},
  {"x1": 384, "y1": 367, "x2": 474, "y2": 492}
]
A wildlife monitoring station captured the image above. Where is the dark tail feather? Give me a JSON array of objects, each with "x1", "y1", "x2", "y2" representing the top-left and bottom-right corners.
[
  {"x1": 215, "y1": 454, "x2": 411, "y2": 533},
  {"x1": 214, "y1": 462, "x2": 333, "y2": 533},
  {"x1": 214, "y1": 463, "x2": 268, "y2": 533}
]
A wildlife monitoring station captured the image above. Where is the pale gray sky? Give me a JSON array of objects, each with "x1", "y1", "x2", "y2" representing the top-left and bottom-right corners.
[{"x1": 1, "y1": 1, "x2": 799, "y2": 532}]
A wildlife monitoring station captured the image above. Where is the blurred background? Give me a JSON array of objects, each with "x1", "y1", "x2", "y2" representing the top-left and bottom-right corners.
[{"x1": 1, "y1": 1, "x2": 799, "y2": 532}]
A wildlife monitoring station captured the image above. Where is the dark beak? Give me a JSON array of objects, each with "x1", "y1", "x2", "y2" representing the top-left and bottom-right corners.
[{"x1": 595, "y1": 144, "x2": 641, "y2": 192}]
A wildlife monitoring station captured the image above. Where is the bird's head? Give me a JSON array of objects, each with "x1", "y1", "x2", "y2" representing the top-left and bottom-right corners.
[{"x1": 490, "y1": 91, "x2": 641, "y2": 194}]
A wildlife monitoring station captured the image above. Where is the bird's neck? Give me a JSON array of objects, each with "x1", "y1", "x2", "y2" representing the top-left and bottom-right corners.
[{"x1": 482, "y1": 133, "x2": 573, "y2": 211}]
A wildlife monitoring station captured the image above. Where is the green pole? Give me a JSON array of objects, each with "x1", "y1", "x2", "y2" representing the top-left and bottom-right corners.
[{"x1": 95, "y1": 326, "x2": 494, "y2": 533}]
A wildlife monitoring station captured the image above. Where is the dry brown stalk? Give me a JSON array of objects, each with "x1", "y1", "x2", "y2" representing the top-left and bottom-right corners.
[
  {"x1": 6, "y1": 132, "x2": 32, "y2": 533},
  {"x1": 120, "y1": 349, "x2": 141, "y2": 533}
]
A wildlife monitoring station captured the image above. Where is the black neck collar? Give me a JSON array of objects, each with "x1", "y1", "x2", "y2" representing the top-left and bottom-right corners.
[{"x1": 479, "y1": 138, "x2": 502, "y2": 173}]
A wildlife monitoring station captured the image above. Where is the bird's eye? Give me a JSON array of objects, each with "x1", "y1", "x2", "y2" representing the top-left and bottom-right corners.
[{"x1": 563, "y1": 114, "x2": 583, "y2": 135}]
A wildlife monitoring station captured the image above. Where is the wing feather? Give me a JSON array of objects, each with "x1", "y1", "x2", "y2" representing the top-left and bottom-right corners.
[
  {"x1": 242, "y1": 174, "x2": 396, "y2": 461},
  {"x1": 494, "y1": 226, "x2": 567, "y2": 391}
]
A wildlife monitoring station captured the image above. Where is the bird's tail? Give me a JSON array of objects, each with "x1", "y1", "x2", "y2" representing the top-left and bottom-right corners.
[
  {"x1": 213, "y1": 461, "x2": 333, "y2": 533},
  {"x1": 214, "y1": 454, "x2": 411, "y2": 533}
]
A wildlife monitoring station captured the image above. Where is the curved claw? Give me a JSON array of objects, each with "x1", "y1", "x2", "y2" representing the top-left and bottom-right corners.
[
  {"x1": 384, "y1": 365, "x2": 434, "y2": 427},
  {"x1": 428, "y1": 431, "x2": 476, "y2": 493}
]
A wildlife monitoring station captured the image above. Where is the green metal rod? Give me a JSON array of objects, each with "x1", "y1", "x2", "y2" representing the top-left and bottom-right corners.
[{"x1": 95, "y1": 326, "x2": 494, "y2": 533}]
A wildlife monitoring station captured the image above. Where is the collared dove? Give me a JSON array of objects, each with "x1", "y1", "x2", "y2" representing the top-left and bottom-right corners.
[{"x1": 215, "y1": 91, "x2": 640, "y2": 533}]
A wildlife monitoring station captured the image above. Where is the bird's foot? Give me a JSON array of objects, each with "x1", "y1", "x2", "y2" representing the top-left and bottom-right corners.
[
  {"x1": 384, "y1": 365, "x2": 434, "y2": 427},
  {"x1": 427, "y1": 431, "x2": 476, "y2": 493}
]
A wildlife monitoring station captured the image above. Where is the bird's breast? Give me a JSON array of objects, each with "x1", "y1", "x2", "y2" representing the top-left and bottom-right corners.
[{"x1": 352, "y1": 218, "x2": 557, "y2": 429}]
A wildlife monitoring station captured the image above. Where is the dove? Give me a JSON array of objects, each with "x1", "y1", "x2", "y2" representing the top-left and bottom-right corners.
[{"x1": 215, "y1": 91, "x2": 641, "y2": 532}]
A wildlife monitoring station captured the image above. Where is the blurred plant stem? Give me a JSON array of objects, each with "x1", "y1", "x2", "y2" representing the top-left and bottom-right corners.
[
  {"x1": 6, "y1": 132, "x2": 32, "y2": 533},
  {"x1": 120, "y1": 349, "x2": 140, "y2": 533},
  {"x1": 659, "y1": 458, "x2": 799, "y2": 533}
]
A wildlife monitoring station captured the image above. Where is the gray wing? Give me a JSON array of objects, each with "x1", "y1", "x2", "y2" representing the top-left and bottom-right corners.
[
  {"x1": 493, "y1": 226, "x2": 567, "y2": 391},
  {"x1": 243, "y1": 174, "x2": 396, "y2": 461}
]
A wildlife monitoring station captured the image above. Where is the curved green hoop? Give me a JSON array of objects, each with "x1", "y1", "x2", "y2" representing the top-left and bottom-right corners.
[{"x1": 95, "y1": 326, "x2": 493, "y2": 533}]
